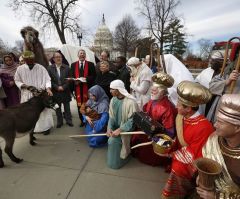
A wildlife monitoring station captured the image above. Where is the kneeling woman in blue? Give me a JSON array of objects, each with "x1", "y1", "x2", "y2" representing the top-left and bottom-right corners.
[{"x1": 81, "y1": 85, "x2": 109, "y2": 147}]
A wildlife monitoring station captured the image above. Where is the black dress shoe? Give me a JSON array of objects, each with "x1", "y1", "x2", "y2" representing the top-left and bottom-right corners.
[
  {"x1": 43, "y1": 129, "x2": 50, "y2": 135},
  {"x1": 56, "y1": 124, "x2": 63, "y2": 128},
  {"x1": 67, "y1": 122, "x2": 74, "y2": 127}
]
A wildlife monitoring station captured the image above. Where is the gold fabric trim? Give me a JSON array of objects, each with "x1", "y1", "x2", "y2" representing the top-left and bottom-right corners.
[
  {"x1": 219, "y1": 137, "x2": 240, "y2": 159},
  {"x1": 176, "y1": 114, "x2": 188, "y2": 147},
  {"x1": 202, "y1": 133, "x2": 240, "y2": 195}
]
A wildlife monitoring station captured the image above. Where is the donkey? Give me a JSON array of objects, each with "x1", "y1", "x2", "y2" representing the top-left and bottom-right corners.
[{"x1": 0, "y1": 88, "x2": 56, "y2": 167}]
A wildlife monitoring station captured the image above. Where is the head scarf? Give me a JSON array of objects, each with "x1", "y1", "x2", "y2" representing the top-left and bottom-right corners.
[
  {"x1": 110, "y1": 79, "x2": 135, "y2": 100},
  {"x1": 86, "y1": 85, "x2": 109, "y2": 114},
  {"x1": 0, "y1": 55, "x2": 18, "y2": 76},
  {"x1": 127, "y1": 57, "x2": 141, "y2": 66}
]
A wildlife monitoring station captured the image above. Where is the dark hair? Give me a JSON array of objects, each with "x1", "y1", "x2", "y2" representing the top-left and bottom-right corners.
[
  {"x1": 117, "y1": 56, "x2": 126, "y2": 64},
  {"x1": 182, "y1": 104, "x2": 199, "y2": 112},
  {"x1": 102, "y1": 50, "x2": 110, "y2": 58},
  {"x1": 3, "y1": 55, "x2": 13, "y2": 62},
  {"x1": 8, "y1": 52, "x2": 18, "y2": 62},
  {"x1": 53, "y1": 51, "x2": 62, "y2": 58}
]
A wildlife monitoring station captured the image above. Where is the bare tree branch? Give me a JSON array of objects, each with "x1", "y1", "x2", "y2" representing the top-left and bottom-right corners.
[
  {"x1": 114, "y1": 15, "x2": 140, "y2": 57},
  {"x1": 137, "y1": 0, "x2": 180, "y2": 52},
  {"x1": 8, "y1": 0, "x2": 81, "y2": 44}
]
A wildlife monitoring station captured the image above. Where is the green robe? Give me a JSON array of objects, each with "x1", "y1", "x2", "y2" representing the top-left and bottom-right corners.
[{"x1": 107, "y1": 96, "x2": 138, "y2": 169}]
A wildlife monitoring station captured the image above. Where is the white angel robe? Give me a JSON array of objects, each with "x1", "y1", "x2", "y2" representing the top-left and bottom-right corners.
[
  {"x1": 162, "y1": 54, "x2": 194, "y2": 105},
  {"x1": 14, "y1": 63, "x2": 54, "y2": 132},
  {"x1": 130, "y1": 63, "x2": 153, "y2": 110}
]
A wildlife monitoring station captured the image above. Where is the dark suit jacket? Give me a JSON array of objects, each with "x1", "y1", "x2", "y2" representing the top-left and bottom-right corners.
[
  {"x1": 70, "y1": 60, "x2": 96, "y2": 91},
  {"x1": 116, "y1": 65, "x2": 131, "y2": 92},
  {"x1": 48, "y1": 64, "x2": 71, "y2": 103}
]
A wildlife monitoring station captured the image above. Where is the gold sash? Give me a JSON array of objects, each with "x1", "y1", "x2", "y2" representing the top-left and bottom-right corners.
[{"x1": 176, "y1": 114, "x2": 188, "y2": 147}]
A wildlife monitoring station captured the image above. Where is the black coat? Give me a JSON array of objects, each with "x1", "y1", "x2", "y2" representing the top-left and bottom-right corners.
[
  {"x1": 116, "y1": 66, "x2": 131, "y2": 92},
  {"x1": 95, "y1": 71, "x2": 116, "y2": 99},
  {"x1": 70, "y1": 61, "x2": 96, "y2": 91},
  {"x1": 48, "y1": 64, "x2": 72, "y2": 103}
]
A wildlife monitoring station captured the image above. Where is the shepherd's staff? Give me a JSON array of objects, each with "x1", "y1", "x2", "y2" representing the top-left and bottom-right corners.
[
  {"x1": 69, "y1": 131, "x2": 145, "y2": 138},
  {"x1": 150, "y1": 42, "x2": 167, "y2": 73},
  {"x1": 229, "y1": 50, "x2": 240, "y2": 93},
  {"x1": 220, "y1": 37, "x2": 240, "y2": 77}
]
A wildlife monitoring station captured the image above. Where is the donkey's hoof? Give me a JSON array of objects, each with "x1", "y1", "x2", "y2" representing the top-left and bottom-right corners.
[{"x1": 15, "y1": 158, "x2": 23, "y2": 163}]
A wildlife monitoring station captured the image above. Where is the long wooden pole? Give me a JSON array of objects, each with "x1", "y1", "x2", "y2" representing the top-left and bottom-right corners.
[
  {"x1": 229, "y1": 51, "x2": 240, "y2": 93},
  {"x1": 69, "y1": 131, "x2": 145, "y2": 138},
  {"x1": 220, "y1": 37, "x2": 240, "y2": 77}
]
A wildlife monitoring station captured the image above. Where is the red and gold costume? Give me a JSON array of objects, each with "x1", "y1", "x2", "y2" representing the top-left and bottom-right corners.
[
  {"x1": 131, "y1": 96, "x2": 177, "y2": 166},
  {"x1": 131, "y1": 72, "x2": 177, "y2": 167},
  {"x1": 162, "y1": 81, "x2": 214, "y2": 199},
  {"x1": 162, "y1": 114, "x2": 214, "y2": 198}
]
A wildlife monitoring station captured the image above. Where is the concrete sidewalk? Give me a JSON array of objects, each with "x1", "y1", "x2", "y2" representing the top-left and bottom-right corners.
[{"x1": 0, "y1": 103, "x2": 168, "y2": 199}]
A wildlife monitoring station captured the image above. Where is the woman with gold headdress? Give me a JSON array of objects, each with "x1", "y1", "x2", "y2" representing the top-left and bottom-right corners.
[
  {"x1": 196, "y1": 94, "x2": 240, "y2": 199},
  {"x1": 161, "y1": 81, "x2": 214, "y2": 199}
]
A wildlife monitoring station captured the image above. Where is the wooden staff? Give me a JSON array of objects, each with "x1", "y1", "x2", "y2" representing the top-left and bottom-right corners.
[
  {"x1": 229, "y1": 51, "x2": 240, "y2": 93},
  {"x1": 69, "y1": 131, "x2": 145, "y2": 138},
  {"x1": 150, "y1": 42, "x2": 166, "y2": 73},
  {"x1": 134, "y1": 47, "x2": 138, "y2": 57},
  {"x1": 131, "y1": 141, "x2": 153, "y2": 149},
  {"x1": 220, "y1": 37, "x2": 240, "y2": 77}
]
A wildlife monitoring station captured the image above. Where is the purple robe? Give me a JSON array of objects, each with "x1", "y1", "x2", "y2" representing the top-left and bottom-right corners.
[{"x1": 0, "y1": 73, "x2": 20, "y2": 107}]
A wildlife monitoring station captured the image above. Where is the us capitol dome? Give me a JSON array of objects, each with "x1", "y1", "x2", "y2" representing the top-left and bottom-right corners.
[{"x1": 93, "y1": 14, "x2": 113, "y2": 57}]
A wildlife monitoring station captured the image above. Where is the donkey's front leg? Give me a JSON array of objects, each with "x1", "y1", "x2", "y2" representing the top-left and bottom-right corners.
[
  {"x1": 0, "y1": 147, "x2": 5, "y2": 168},
  {"x1": 29, "y1": 130, "x2": 37, "y2": 146}
]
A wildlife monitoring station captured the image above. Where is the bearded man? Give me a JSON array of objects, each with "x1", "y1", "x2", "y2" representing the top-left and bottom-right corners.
[
  {"x1": 14, "y1": 51, "x2": 53, "y2": 140},
  {"x1": 131, "y1": 72, "x2": 177, "y2": 166},
  {"x1": 107, "y1": 80, "x2": 139, "y2": 169},
  {"x1": 127, "y1": 57, "x2": 153, "y2": 110}
]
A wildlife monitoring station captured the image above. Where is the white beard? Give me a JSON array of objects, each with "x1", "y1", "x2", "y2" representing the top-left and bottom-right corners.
[
  {"x1": 130, "y1": 66, "x2": 138, "y2": 77},
  {"x1": 151, "y1": 92, "x2": 161, "y2": 100}
]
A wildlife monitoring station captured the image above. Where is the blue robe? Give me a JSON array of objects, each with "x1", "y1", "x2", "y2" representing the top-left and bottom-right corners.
[{"x1": 83, "y1": 112, "x2": 109, "y2": 147}]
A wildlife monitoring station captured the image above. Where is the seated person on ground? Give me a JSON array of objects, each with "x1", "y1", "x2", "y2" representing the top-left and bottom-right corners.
[{"x1": 80, "y1": 85, "x2": 109, "y2": 148}]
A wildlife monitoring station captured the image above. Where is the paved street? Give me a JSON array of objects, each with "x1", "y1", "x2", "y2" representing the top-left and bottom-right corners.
[{"x1": 0, "y1": 102, "x2": 168, "y2": 199}]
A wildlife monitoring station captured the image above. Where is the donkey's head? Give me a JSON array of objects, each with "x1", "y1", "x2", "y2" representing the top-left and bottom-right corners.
[{"x1": 28, "y1": 87, "x2": 56, "y2": 109}]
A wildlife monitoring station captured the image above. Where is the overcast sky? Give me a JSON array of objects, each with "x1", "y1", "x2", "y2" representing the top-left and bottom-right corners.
[{"x1": 0, "y1": 0, "x2": 239, "y2": 52}]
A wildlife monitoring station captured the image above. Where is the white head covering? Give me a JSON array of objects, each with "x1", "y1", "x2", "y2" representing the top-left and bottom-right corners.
[
  {"x1": 161, "y1": 54, "x2": 194, "y2": 105},
  {"x1": 127, "y1": 57, "x2": 141, "y2": 66},
  {"x1": 110, "y1": 80, "x2": 135, "y2": 100}
]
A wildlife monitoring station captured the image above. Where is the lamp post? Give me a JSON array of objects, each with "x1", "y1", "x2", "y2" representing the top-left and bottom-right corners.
[{"x1": 77, "y1": 33, "x2": 82, "y2": 46}]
